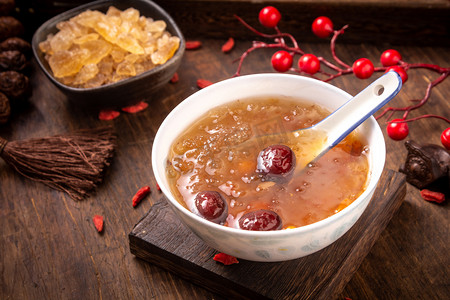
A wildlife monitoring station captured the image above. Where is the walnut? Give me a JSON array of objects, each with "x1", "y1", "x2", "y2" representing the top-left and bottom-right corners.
[
  {"x1": 0, "y1": 16, "x2": 24, "y2": 41},
  {"x1": 400, "y1": 140, "x2": 450, "y2": 189},
  {"x1": 0, "y1": 50, "x2": 27, "y2": 72},
  {"x1": 0, "y1": 37, "x2": 31, "y2": 57},
  {"x1": 0, "y1": 70, "x2": 29, "y2": 99}
]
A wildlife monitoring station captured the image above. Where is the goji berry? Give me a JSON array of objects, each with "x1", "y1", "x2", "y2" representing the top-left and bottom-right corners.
[
  {"x1": 121, "y1": 101, "x2": 148, "y2": 113},
  {"x1": 170, "y1": 72, "x2": 179, "y2": 83},
  {"x1": 132, "y1": 186, "x2": 151, "y2": 207},
  {"x1": 420, "y1": 189, "x2": 445, "y2": 203},
  {"x1": 197, "y1": 79, "x2": 213, "y2": 89},
  {"x1": 98, "y1": 110, "x2": 120, "y2": 120},
  {"x1": 213, "y1": 252, "x2": 239, "y2": 265},
  {"x1": 93, "y1": 215, "x2": 104, "y2": 233},
  {"x1": 185, "y1": 40, "x2": 202, "y2": 50},
  {"x1": 222, "y1": 37, "x2": 235, "y2": 53},
  {"x1": 156, "y1": 183, "x2": 161, "y2": 192}
]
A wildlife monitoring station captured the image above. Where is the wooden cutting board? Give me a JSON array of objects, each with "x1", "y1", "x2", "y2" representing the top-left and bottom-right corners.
[{"x1": 129, "y1": 169, "x2": 406, "y2": 300}]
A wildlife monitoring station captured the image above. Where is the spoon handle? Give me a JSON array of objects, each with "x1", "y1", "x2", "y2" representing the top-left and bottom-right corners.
[{"x1": 313, "y1": 71, "x2": 402, "y2": 149}]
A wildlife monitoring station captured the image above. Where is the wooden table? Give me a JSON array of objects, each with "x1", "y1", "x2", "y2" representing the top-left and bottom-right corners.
[{"x1": 1, "y1": 1, "x2": 449, "y2": 299}]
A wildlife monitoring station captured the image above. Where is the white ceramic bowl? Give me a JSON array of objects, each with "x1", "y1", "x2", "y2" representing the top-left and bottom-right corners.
[{"x1": 152, "y1": 73, "x2": 386, "y2": 262}]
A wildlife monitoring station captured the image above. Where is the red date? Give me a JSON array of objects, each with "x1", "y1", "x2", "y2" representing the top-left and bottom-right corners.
[
  {"x1": 257, "y1": 144, "x2": 295, "y2": 179},
  {"x1": 194, "y1": 191, "x2": 228, "y2": 224},
  {"x1": 239, "y1": 209, "x2": 282, "y2": 231}
]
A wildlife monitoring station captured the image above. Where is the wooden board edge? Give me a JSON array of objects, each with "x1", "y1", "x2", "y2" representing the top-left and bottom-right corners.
[
  {"x1": 321, "y1": 169, "x2": 407, "y2": 298},
  {"x1": 129, "y1": 201, "x2": 267, "y2": 300},
  {"x1": 128, "y1": 169, "x2": 407, "y2": 299}
]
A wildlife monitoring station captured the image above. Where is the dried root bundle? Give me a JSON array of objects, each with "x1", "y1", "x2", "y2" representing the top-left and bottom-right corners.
[{"x1": 0, "y1": 126, "x2": 117, "y2": 200}]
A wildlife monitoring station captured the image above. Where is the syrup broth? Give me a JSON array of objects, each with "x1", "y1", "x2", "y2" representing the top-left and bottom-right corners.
[{"x1": 166, "y1": 96, "x2": 369, "y2": 229}]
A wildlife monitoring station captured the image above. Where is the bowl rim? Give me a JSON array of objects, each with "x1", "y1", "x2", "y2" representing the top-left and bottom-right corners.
[
  {"x1": 31, "y1": 0, "x2": 185, "y2": 93},
  {"x1": 152, "y1": 73, "x2": 386, "y2": 238}
]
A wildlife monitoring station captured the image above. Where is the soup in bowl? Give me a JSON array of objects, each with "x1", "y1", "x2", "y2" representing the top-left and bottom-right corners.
[{"x1": 152, "y1": 74, "x2": 386, "y2": 262}]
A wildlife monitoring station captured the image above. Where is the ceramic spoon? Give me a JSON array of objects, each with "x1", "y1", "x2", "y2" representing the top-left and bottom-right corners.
[{"x1": 244, "y1": 71, "x2": 403, "y2": 171}]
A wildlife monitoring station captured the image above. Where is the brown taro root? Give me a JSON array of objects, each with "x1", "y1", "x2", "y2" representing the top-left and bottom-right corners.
[
  {"x1": 0, "y1": 50, "x2": 27, "y2": 72},
  {"x1": 399, "y1": 140, "x2": 450, "y2": 189},
  {"x1": 0, "y1": 70, "x2": 29, "y2": 99},
  {"x1": 0, "y1": 91, "x2": 9, "y2": 124},
  {"x1": 0, "y1": 37, "x2": 31, "y2": 57},
  {"x1": 0, "y1": 16, "x2": 24, "y2": 41}
]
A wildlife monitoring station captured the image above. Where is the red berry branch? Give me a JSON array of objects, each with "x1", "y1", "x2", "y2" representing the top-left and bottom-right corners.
[{"x1": 231, "y1": 6, "x2": 450, "y2": 148}]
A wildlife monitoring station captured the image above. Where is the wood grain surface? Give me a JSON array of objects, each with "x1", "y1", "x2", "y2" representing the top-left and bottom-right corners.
[{"x1": 1, "y1": 2, "x2": 449, "y2": 299}]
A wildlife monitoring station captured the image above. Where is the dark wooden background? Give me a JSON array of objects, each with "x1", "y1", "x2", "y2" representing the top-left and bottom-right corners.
[
  {"x1": 19, "y1": 0, "x2": 450, "y2": 46},
  {"x1": 1, "y1": 0, "x2": 449, "y2": 299}
]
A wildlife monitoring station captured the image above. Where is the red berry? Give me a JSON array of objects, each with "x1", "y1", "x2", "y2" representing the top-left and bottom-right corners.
[
  {"x1": 257, "y1": 144, "x2": 295, "y2": 179},
  {"x1": 298, "y1": 54, "x2": 320, "y2": 75},
  {"x1": 420, "y1": 189, "x2": 446, "y2": 204},
  {"x1": 93, "y1": 215, "x2": 104, "y2": 233},
  {"x1": 98, "y1": 109, "x2": 120, "y2": 120},
  {"x1": 380, "y1": 49, "x2": 402, "y2": 67},
  {"x1": 170, "y1": 72, "x2": 179, "y2": 83},
  {"x1": 221, "y1": 37, "x2": 235, "y2": 53},
  {"x1": 185, "y1": 40, "x2": 202, "y2": 50},
  {"x1": 441, "y1": 127, "x2": 450, "y2": 150},
  {"x1": 386, "y1": 119, "x2": 409, "y2": 140},
  {"x1": 352, "y1": 58, "x2": 374, "y2": 79},
  {"x1": 213, "y1": 253, "x2": 239, "y2": 265},
  {"x1": 132, "y1": 186, "x2": 151, "y2": 207},
  {"x1": 197, "y1": 78, "x2": 213, "y2": 89},
  {"x1": 194, "y1": 191, "x2": 228, "y2": 224},
  {"x1": 312, "y1": 16, "x2": 334, "y2": 38},
  {"x1": 239, "y1": 209, "x2": 282, "y2": 231},
  {"x1": 122, "y1": 101, "x2": 149, "y2": 113},
  {"x1": 271, "y1": 50, "x2": 293, "y2": 72},
  {"x1": 258, "y1": 6, "x2": 281, "y2": 28},
  {"x1": 386, "y1": 66, "x2": 408, "y2": 84}
]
